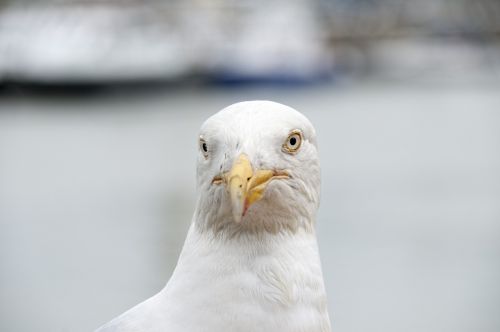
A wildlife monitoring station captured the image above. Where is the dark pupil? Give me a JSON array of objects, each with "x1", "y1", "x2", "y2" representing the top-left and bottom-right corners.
[
  {"x1": 289, "y1": 137, "x2": 297, "y2": 146},
  {"x1": 202, "y1": 143, "x2": 208, "y2": 152}
]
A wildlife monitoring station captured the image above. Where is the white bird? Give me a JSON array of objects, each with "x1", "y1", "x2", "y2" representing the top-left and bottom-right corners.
[{"x1": 96, "y1": 101, "x2": 331, "y2": 332}]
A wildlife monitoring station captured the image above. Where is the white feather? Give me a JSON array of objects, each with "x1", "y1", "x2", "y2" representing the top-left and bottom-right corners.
[{"x1": 96, "y1": 101, "x2": 331, "y2": 332}]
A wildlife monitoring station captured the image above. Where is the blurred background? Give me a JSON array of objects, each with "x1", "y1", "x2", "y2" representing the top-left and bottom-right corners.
[{"x1": 1, "y1": 0, "x2": 500, "y2": 331}]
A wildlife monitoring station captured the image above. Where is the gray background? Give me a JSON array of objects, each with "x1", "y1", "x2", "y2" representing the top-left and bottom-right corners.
[
  {"x1": 1, "y1": 76, "x2": 500, "y2": 332},
  {"x1": 1, "y1": 0, "x2": 500, "y2": 331}
]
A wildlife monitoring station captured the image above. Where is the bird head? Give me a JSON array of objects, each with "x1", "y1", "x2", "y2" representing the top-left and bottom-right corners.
[{"x1": 195, "y1": 101, "x2": 320, "y2": 234}]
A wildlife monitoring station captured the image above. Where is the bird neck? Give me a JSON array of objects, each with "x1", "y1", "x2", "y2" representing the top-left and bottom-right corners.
[
  {"x1": 170, "y1": 221, "x2": 326, "y2": 295},
  {"x1": 163, "y1": 222, "x2": 331, "y2": 331},
  {"x1": 181, "y1": 221, "x2": 320, "y2": 262}
]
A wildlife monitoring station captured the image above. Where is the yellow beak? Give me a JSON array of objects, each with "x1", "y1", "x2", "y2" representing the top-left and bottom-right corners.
[{"x1": 216, "y1": 154, "x2": 289, "y2": 223}]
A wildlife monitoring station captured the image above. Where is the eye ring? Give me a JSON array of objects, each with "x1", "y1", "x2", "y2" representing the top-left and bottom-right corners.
[
  {"x1": 199, "y1": 136, "x2": 209, "y2": 159},
  {"x1": 282, "y1": 129, "x2": 303, "y2": 154}
]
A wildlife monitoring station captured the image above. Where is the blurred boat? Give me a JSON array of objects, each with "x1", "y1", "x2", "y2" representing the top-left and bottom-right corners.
[{"x1": 0, "y1": 1, "x2": 333, "y2": 85}]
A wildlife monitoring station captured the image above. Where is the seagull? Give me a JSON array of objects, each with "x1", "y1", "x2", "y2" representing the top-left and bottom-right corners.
[{"x1": 96, "y1": 101, "x2": 331, "y2": 332}]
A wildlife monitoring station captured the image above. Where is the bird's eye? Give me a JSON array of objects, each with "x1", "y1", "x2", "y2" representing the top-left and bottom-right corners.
[
  {"x1": 199, "y1": 137, "x2": 209, "y2": 158},
  {"x1": 282, "y1": 130, "x2": 303, "y2": 154}
]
